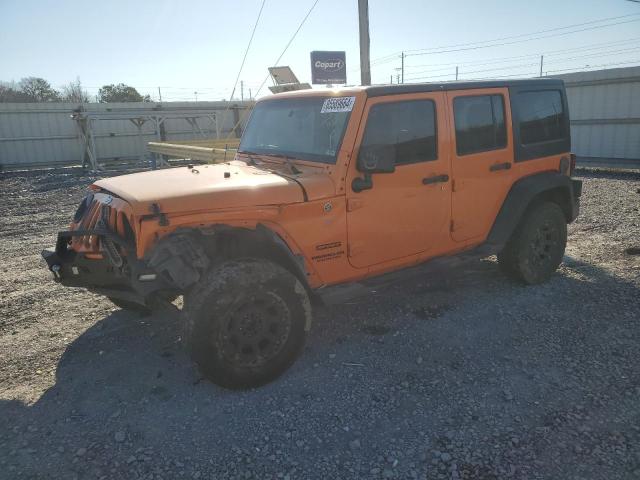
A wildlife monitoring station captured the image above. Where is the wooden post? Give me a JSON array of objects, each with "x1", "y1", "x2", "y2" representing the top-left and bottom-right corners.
[{"x1": 358, "y1": 0, "x2": 371, "y2": 86}]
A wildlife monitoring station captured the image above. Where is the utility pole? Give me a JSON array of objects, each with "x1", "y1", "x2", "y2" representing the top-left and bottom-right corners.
[
  {"x1": 358, "y1": 0, "x2": 371, "y2": 86},
  {"x1": 157, "y1": 87, "x2": 162, "y2": 102},
  {"x1": 390, "y1": 74, "x2": 393, "y2": 84},
  {"x1": 194, "y1": 91, "x2": 198, "y2": 102},
  {"x1": 401, "y1": 51, "x2": 405, "y2": 83},
  {"x1": 249, "y1": 88, "x2": 252, "y2": 100},
  {"x1": 397, "y1": 73, "x2": 400, "y2": 84},
  {"x1": 539, "y1": 55, "x2": 544, "y2": 77},
  {"x1": 455, "y1": 66, "x2": 459, "y2": 81},
  {"x1": 241, "y1": 81, "x2": 244, "y2": 101}
]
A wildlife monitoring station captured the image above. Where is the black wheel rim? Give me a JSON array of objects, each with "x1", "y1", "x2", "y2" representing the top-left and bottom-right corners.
[
  {"x1": 217, "y1": 292, "x2": 291, "y2": 368},
  {"x1": 528, "y1": 220, "x2": 560, "y2": 269}
]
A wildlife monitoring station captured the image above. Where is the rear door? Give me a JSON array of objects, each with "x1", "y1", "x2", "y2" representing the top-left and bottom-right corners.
[
  {"x1": 346, "y1": 92, "x2": 451, "y2": 268},
  {"x1": 447, "y1": 88, "x2": 514, "y2": 242}
]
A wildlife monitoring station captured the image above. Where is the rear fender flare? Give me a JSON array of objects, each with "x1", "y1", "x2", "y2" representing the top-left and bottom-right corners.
[{"x1": 485, "y1": 171, "x2": 575, "y2": 251}]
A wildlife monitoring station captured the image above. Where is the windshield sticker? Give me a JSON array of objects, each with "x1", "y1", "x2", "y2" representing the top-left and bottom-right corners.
[{"x1": 320, "y1": 96, "x2": 356, "y2": 114}]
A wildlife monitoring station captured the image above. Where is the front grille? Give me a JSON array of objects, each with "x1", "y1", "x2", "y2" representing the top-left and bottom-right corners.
[{"x1": 70, "y1": 193, "x2": 135, "y2": 255}]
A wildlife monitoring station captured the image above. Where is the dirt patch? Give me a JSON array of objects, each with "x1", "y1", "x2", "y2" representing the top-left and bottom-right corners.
[{"x1": 0, "y1": 169, "x2": 639, "y2": 479}]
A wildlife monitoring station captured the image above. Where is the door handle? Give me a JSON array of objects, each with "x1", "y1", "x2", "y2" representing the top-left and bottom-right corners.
[
  {"x1": 422, "y1": 174, "x2": 449, "y2": 185},
  {"x1": 489, "y1": 162, "x2": 512, "y2": 172}
]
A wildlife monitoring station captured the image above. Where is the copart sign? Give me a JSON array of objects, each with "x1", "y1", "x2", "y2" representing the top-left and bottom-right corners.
[{"x1": 310, "y1": 51, "x2": 347, "y2": 84}]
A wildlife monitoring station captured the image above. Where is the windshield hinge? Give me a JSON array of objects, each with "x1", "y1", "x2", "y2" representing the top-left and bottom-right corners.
[{"x1": 149, "y1": 203, "x2": 169, "y2": 226}]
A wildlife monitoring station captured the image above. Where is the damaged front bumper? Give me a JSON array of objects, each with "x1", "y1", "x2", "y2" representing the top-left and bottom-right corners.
[{"x1": 42, "y1": 228, "x2": 172, "y2": 306}]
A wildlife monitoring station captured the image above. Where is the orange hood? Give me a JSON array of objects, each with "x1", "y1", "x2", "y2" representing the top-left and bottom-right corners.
[{"x1": 94, "y1": 161, "x2": 334, "y2": 216}]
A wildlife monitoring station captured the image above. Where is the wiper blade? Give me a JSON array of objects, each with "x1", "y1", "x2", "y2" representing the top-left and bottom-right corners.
[
  {"x1": 237, "y1": 150, "x2": 259, "y2": 166},
  {"x1": 260, "y1": 153, "x2": 303, "y2": 174}
]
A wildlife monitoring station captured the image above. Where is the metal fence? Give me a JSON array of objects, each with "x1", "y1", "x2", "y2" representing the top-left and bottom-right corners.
[
  {"x1": 0, "y1": 101, "x2": 252, "y2": 169},
  {"x1": 2, "y1": 68, "x2": 639, "y2": 170}
]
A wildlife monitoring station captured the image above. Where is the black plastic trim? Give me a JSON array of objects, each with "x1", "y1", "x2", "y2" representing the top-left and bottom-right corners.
[
  {"x1": 365, "y1": 79, "x2": 564, "y2": 98},
  {"x1": 508, "y1": 85, "x2": 571, "y2": 162},
  {"x1": 484, "y1": 172, "x2": 579, "y2": 251}
]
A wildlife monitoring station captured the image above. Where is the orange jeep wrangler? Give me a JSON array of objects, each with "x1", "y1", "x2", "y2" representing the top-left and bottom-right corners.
[{"x1": 43, "y1": 79, "x2": 582, "y2": 389}]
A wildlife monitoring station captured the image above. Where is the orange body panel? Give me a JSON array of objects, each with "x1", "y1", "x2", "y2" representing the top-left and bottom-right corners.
[
  {"x1": 75, "y1": 84, "x2": 570, "y2": 291},
  {"x1": 447, "y1": 87, "x2": 515, "y2": 243}
]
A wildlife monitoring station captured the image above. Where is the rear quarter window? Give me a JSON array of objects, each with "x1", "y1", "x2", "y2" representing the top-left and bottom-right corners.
[
  {"x1": 511, "y1": 86, "x2": 571, "y2": 162},
  {"x1": 517, "y1": 90, "x2": 566, "y2": 145}
]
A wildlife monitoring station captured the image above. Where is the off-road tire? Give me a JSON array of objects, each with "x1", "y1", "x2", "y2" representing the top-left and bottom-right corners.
[
  {"x1": 497, "y1": 201, "x2": 567, "y2": 284},
  {"x1": 183, "y1": 259, "x2": 311, "y2": 389}
]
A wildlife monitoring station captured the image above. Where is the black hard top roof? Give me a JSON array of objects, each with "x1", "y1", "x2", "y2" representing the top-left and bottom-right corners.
[{"x1": 365, "y1": 78, "x2": 565, "y2": 97}]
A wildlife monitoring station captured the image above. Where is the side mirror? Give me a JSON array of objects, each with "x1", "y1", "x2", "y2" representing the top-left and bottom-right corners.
[
  {"x1": 352, "y1": 144, "x2": 395, "y2": 193},
  {"x1": 356, "y1": 144, "x2": 395, "y2": 174}
]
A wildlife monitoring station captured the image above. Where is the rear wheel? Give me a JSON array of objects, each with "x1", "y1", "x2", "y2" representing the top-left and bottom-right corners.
[
  {"x1": 183, "y1": 259, "x2": 311, "y2": 389},
  {"x1": 498, "y1": 201, "x2": 567, "y2": 284}
]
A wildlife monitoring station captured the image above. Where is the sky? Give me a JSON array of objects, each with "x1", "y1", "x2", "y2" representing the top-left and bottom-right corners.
[{"x1": 1, "y1": 0, "x2": 639, "y2": 102}]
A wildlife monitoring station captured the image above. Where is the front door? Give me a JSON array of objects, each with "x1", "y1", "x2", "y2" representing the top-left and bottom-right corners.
[
  {"x1": 447, "y1": 88, "x2": 515, "y2": 242},
  {"x1": 346, "y1": 93, "x2": 451, "y2": 269}
]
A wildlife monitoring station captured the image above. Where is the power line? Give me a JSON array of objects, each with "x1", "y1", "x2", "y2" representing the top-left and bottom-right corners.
[
  {"x1": 404, "y1": 13, "x2": 640, "y2": 55},
  {"x1": 229, "y1": 0, "x2": 266, "y2": 101},
  {"x1": 404, "y1": 44, "x2": 640, "y2": 80},
  {"x1": 352, "y1": 13, "x2": 640, "y2": 73},
  {"x1": 408, "y1": 59, "x2": 640, "y2": 83},
  {"x1": 405, "y1": 62, "x2": 540, "y2": 81},
  {"x1": 546, "y1": 45, "x2": 640, "y2": 64},
  {"x1": 225, "y1": 0, "x2": 321, "y2": 139},
  {"x1": 405, "y1": 18, "x2": 640, "y2": 57},
  {"x1": 403, "y1": 37, "x2": 640, "y2": 71},
  {"x1": 544, "y1": 59, "x2": 640, "y2": 74}
]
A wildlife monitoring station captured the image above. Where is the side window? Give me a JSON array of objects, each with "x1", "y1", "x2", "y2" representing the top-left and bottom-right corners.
[
  {"x1": 516, "y1": 90, "x2": 565, "y2": 145},
  {"x1": 453, "y1": 94, "x2": 507, "y2": 156},
  {"x1": 360, "y1": 100, "x2": 437, "y2": 165}
]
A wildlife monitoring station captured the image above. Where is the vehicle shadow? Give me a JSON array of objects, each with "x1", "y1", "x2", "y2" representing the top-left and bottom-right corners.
[{"x1": 1, "y1": 254, "x2": 638, "y2": 478}]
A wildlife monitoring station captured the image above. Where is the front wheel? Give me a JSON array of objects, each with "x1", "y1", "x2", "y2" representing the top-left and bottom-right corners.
[
  {"x1": 498, "y1": 201, "x2": 567, "y2": 285},
  {"x1": 183, "y1": 259, "x2": 311, "y2": 389}
]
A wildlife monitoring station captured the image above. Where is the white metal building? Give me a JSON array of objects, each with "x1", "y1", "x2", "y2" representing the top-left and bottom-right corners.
[
  {"x1": 554, "y1": 66, "x2": 640, "y2": 169},
  {"x1": 0, "y1": 67, "x2": 638, "y2": 170}
]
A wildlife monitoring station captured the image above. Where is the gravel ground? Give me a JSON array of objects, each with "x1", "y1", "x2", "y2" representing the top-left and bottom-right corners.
[{"x1": 0, "y1": 168, "x2": 639, "y2": 480}]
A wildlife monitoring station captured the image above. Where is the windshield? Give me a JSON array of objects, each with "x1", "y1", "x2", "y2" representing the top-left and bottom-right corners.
[{"x1": 239, "y1": 96, "x2": 354, "y2": 164}]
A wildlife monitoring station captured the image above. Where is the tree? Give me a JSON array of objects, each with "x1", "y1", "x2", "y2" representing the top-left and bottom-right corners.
[
  {"x1": 60, "y1": 77, "x2": 90, "y2": 103},
  {"x1": 0, "y1": 84, "x2": 30, "y2": 102},
  {"x1": 18, "y1": 77, "x2": 60, "y2": 102},
  {"x1": 98, "y1": 83, "x2": 150, "y2": 103}
]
